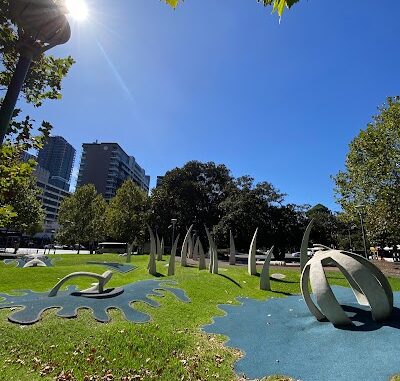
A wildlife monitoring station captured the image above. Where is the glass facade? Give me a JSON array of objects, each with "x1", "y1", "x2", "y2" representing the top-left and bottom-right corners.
[{"x1": 37, "y1": 136, "x2": 76, "y2": 191}]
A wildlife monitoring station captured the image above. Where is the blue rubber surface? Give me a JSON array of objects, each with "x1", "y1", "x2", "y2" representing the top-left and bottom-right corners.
[
  {"x1": 0, "y1": 279, "x2": 190, "y2": 325},
  {"x1": 4, "y1": 258, "x2": 56, "y2": 267},
  {"x1": 86, "y1": 261, "x2": 137, "y2": 273},
  {"x1": 203, "y1": 286, "x2": 400, "y2": 381}
]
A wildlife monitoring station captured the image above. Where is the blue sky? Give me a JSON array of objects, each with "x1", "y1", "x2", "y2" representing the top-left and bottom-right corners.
[{"x1": 22, "y1": 0, "x2": 400, "y2": 210}]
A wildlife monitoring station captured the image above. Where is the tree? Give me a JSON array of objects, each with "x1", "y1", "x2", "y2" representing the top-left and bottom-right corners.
[
  {"x1": 215, "y1": 176, "x2": 284, "y2": 251},
  {"x1": 106, "y1": 180, "x2": 150, "y2": 247},
  {"x1": 150, "y1": 161, "x2": 233, "y2": 243},
  {"x1": 166, "y1": 0, "x2": 299, "y2": 16},
  {"x1": 305, "y1": 204, "x2": 342, "y2": 247},
  {"x1": 0, "y1": 0, "x2": 74, "y2": 229},
  {"x1": 0, "y1": 113, "x2": 49, "y2": 228},
  {"x1": 4, "y1": 175, "x2": 44, "y2": 236},
  {"x1": 57, "y1": 185, "x2": 107, "y2": 253},
  {"x1": 334, "y1": 97, "x2": 400, "y2": 245},
  {"x1": 269, "y1": 203, "x2": 308, "y2": 257}
]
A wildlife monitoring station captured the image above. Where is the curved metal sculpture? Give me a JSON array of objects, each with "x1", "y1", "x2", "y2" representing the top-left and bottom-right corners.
[
  {"x1": 126, "y1": 242, "x2": 134, "y2": 263},
  {"x1": 229, "y1": 230, "x2": 236, "y2": 265},
  {"x1": 193, "y1": 237, "x2": 199, "y2": 261},
  {"x1": 205, "y1": 226, "x2": 218, "y2": 274},
  {"x1": 160, "y1": 238, "x2": 165, "y2": 258},
  {"x1": 23, "y1": 258, "x2": 47, "y2": 268},
  {"x1": 248, "y1": 228, "x2": 258, "y2": 275},
  {"x1": 188, "y1": 234, "x2": 194, "y2": 259},
  {"x1": 147, "y1": 225, "x2": 157, "y2": 275},
  {"x1": 300, "y1": 219, "x2": 314, "y2": 271},
  {"x1": 48, "y1": 271, "x2": 116, "y2": 297},
  {"x1": 156, "y1": 233, "x2": 162, "y2": 261},
  {"x1": 301, "y1": 249, "x2": 393, "y2": 326},
  {"x1": 180, "y1": 225, "x2": 193, "y2": 267},
  {"x1": 198, "y1": 239, "x2": 206, "y2": 270},
  {"x1": 260, "y1": 246, "x2": 274, "y2": 291},
  {"x1": 167, "y1": 234, "x2": 180, "y2": 276}
]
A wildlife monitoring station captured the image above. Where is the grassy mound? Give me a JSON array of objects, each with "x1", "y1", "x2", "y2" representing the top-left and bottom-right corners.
[{"x1": 0, "y1": 254, "x2": 399, "y2": 381}]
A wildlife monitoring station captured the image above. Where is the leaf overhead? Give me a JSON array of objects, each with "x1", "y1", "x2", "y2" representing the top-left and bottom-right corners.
[{"x1": 165, "y1": 0, "x2": 300, "y2": 16}]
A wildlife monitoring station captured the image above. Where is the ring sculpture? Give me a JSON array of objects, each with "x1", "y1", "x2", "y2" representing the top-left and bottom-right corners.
[
  {"x1": 301, "y1": 249, "x2": 393, "y2": 326},
  {"x1": 48, "y1": 270, "x2": 123, "y2": 298}
]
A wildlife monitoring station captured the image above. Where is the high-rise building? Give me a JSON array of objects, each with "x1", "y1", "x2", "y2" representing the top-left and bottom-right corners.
[
  {"x1": 37, "y1": 136, "x2": 76, "y2": 191},
  {"x1": 34, "y1": 166, "x2": 70, "y2": 237},
  {"x1": 156, "y1": 176, "x2": 164, "y2": 187},
  {"x1": 77, "y1": 142, "x2": 150, "y2": 199},
  {"x1": 21, "y1": 152, "x2": 71, "y2": 238}
]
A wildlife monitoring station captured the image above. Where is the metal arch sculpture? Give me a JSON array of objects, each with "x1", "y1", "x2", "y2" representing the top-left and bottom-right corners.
[
  {"x1": 300, "y1": 219, "x2": 314, "y2": 271},
  {"x1": 229, "y1": 230, "x2": 236, "y2": 265},
  {"x1": 193, "y1": 237, "x2": 199, "y2": 261},
  {"x1": 205, "y1": 226, "x2": 218, "y2": 274},
  {"x1": 198, "y1": 239, "x2": 206, "y2": 270},
  {"x1": 259, "y1": 246, "x2": 274, "y2": 291},
  {"x1": 180, "y1": 225, "x2": 193, "y2": 267},
  {"x1": 156, "y1": 233, "x2": 161, "y2": 261},
  {"x1": 248, "y1": 228, "x2": 258, "y2": 275},
  {"x1": 301, "y1": 249, "x2": 393, "y2": 326},
  {"x1": 167, "y1": 234, "x2": 180, "y2": 276},
  {"x1": 147, "y1": 225, "x2": 157, "y2": 275},
  {"x1": 127, "y1": 242, "x2": 134, "y2": 263}
]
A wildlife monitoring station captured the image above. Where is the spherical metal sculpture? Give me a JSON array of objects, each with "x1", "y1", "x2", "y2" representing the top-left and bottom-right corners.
[{"x1": 301, "y1": 249, "x2": 393, "y2": 326}]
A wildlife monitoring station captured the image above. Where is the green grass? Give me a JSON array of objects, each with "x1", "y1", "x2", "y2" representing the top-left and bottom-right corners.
[{"x1": 0, "y1": 255, "x2": 399, "y2": 381}]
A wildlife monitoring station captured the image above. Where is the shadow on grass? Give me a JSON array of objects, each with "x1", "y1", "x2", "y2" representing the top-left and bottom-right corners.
[
  {"x1": 271, "y1": 290, "x2": 293, "y2": 296},
  {"x1": 218, "y1": 274, "x2": 242, "y2": 288},
  {"x1": 271, "y1": 278, "x2": 298, "y2": 284},
  {"x1": 254, "y1": 273, "x2": 297, "y2": 284},
  {"x1": 153, "y1": 272, "x2": 166, "y2": 278}
]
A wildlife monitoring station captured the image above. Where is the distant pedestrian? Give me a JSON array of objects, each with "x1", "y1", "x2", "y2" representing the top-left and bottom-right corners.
[
  {"x1": 377, "y1": 246, "x2": 384, "y2": 260},
  {"x1": 393, "y1": 245, "x2": 399, "y2": 262}
]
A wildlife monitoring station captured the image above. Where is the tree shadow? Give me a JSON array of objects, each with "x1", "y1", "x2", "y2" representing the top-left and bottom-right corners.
[{"x1": 218, "y1": 274, "x2": 242, "y2": 288}]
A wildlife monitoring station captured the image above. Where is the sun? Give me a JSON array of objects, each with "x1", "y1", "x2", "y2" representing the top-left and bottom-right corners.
[{"x1": 65, "y1": 0, "x2": 89, "y2": 21}]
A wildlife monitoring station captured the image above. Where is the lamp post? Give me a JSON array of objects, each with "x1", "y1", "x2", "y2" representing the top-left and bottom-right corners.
[
  {"x1": 0, "y1": 0, "x2": 71, "y2": 145},
  {"x1": 355, "y1": 205, "x2": 368, "y2": 259},
  {"x1": 347, "y1": 228, "x2": 352, "y2": 251},
  {"x1": 347, "y1": 224, "x2": 357, "y2": 252},
  {"x1": 171, "y1": 218, "x2": 177, "y2": 249}
]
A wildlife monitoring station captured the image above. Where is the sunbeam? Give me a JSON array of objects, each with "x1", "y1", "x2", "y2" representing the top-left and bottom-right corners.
[{"x1": 95, "y1": 40, "x2": 135, "y2": 103}]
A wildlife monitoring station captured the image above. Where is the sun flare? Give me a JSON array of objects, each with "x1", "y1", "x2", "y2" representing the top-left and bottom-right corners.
[{"x1": 65, "y1": 0, "x2": 89, "y2": 21}]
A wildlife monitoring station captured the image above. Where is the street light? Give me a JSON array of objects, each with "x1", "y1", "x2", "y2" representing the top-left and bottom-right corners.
[
  {"x1": 0, "y1": 0, "x2": 71, "y2": 145},
  {"x1": 347, "y1": 224, "x2": 357, "y2": 252},
  {"x1": 355, "y1": 205, "x2": 368, "y2": 259}
]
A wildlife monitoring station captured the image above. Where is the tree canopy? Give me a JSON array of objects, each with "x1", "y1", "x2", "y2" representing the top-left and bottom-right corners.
[
  {"x1": 57, "y1": 185, "x2": 107, "y2": 252},
  {"x1": 0, "y1": 0, "x2": 74, "y2": 229},
  {"x1": 334, "y1": 97, "x2": 400, "y2": 244},
  {"x1": 106, "y1": 180, "x2": 150, "y2": 245},
  {"x1": 151, "y1": 161, "x2": 316, "y2": 257},
  {"x1": 150, "y1": 161, "x2": 233, "y2": 241},
  {"x1": 166, "y1": 0, "x2": 300, "y2": 16}
]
